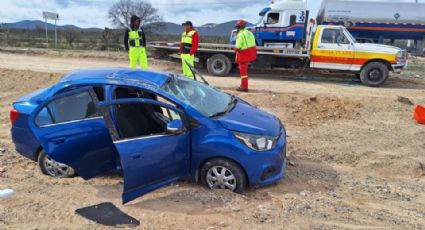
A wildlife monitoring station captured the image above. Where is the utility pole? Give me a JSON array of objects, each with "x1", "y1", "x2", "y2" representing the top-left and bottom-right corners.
[
  {"x1": 55, "y1": 19, "x2": 57, "y2": 48},
  {"x1": 45, "y1": 17, "x2": 48, "y2": 44}
]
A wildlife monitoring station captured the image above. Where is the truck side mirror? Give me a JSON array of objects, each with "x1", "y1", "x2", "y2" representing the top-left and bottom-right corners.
[
  {"x1": 336, "y1": 36, "x2": 342, "y2": 46},
  {"x1": 337, "y1": 29, "x2": 345, "y2": 45}
]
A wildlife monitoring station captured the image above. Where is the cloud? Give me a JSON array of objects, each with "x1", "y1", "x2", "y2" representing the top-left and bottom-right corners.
[
  {"x1": 0, "y1": 0, "x2": 272, "y2": 28},
  {"x1": 0, "y1": 0, "x2": 424, "y2": 28}
]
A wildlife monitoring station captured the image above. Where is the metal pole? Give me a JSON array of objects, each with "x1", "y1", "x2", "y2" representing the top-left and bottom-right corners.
[
  {"x1": 55, "y1": 19, "x2": 57, "y2": 48},
  {"x1": 45, "y1": 18, "x2": 48, "y2": 45}
]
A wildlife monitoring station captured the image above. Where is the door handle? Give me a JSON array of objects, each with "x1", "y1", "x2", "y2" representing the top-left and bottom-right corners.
[
  {"x1": 53, "y1": 138, "x2": 66, "y2": 144},
  {"x1": 131, "y1": 154, "x2": 141, "y2": 159}
]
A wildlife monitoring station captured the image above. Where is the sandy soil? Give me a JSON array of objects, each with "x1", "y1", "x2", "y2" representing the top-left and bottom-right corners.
[{"x1": 0, "y1": 49, "x2": 424, "y2": 229}]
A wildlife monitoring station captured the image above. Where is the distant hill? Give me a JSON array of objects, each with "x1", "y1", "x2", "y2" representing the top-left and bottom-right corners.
[
  {"x1": 153, "y1": 20, "x2": 253, "y2": 37},
  {"x1": 3, "y1": 20, "x2": 252, "y2": 36},
  {"x1": 3, "y1": 20, "x2": 103, "y2": 32}
]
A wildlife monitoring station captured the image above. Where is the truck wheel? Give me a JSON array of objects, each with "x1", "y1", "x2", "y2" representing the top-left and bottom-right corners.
[
  {"x1": 201, "y1": 158, "x2": 247, "y2": 193},
  {"x1": 360, "y1": 62, "x2": 389, "y2": 87},
  {"x1": 207, "y1": 54, "x2": 232, "y2": 77}
]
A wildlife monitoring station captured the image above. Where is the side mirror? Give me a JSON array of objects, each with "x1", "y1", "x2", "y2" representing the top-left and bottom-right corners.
[
  {"x1": 166, "y1": 120, "x2": 184, "y2": 135},
  {"x1": 336, "y1": 35, "x2": 343, "y2": 46}
]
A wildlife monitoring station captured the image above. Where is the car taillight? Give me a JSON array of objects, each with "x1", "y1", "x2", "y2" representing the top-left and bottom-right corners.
[{"x1": 10, "y1": 109, "x2": 20, "y2": 125}]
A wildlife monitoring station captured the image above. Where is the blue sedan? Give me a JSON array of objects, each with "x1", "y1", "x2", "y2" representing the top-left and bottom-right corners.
[{"x1": 10, "y1": 68, "x2": 287, "y2": 203}]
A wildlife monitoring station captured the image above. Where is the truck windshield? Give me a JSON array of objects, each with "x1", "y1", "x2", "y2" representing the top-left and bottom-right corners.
[
  {"x1": 162, "y1": 77, "x2": 234, "y2": 118},
  {"x1": 256, "y1": 16, "x2": 265, "y2": 26}
]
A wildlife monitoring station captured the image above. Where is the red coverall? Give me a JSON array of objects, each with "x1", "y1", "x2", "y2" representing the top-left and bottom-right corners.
[{"x1": 235, "y1": 28, "x2": 257, "y2": 91}]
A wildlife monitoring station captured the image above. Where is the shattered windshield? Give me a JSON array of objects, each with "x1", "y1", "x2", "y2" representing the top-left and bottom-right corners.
[{"x1": 161, "y1": 76, "x2": 234, "y2": 118}]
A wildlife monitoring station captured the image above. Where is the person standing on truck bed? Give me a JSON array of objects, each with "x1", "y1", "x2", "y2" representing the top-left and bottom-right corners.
[
  {"x1": 179, "y1": 21, "x2": 199, "y2": 79},
  {"x1": 234, "y1": 20, "x2": 257, "y2": 92},
  {"x1": 124, "y1": 15, "x2": 148, "y2": 70}
]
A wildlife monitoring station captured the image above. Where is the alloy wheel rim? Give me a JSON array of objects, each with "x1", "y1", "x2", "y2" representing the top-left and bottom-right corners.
[
  {"x1": 212, "y1": 60, "x2": 225, "y2": 73},
  {"x1": 206, "y1": 166, "x2": 236, "y2": 191},
  {"x1": 43, "y1": 155, "x2": 70, "y2": 177}
]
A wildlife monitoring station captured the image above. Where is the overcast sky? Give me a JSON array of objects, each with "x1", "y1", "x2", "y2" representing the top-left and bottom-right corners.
[{"x1": 0, "y1": 0, "x2": 423, "y2": 28}]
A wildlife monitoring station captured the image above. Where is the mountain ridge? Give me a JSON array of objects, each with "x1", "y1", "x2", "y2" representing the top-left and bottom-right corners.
[{"x1": 2, "y1": 20, "x2": 252, "y2": 36}]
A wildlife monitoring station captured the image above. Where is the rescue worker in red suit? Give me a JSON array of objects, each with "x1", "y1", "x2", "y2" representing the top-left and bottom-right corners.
[
  {"x1": 179, "y1": 21, "x2": 199, "y2": 79},
  {"x1": 234, "y1": 20, "x2": 257, "y2": 92}
]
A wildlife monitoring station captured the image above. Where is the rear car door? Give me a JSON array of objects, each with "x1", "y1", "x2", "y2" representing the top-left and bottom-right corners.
[
  {"x1": 311, "y1": 27, "x2": 355, "y2": 70},
  {"x1": 29, "y1": 87, "x2": 118, "y2": 179},
  {"x1": 99, "y1": 98, "x2": 191, "y2": 204}
]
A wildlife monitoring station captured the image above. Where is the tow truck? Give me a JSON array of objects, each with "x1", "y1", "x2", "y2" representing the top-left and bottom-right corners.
[{"x1": 150, "y1": 21, "x2": 407, "y2": 87}]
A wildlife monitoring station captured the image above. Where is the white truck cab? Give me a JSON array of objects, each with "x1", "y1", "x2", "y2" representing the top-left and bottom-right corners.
[{"x1": 251, "y1": 0, "x2": 309, "y2": 47}]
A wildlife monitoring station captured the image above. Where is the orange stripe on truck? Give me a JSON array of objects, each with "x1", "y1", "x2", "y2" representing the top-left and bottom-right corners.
[{"x1": 311, "y1": 55, "x2": 369, "y2": 65}]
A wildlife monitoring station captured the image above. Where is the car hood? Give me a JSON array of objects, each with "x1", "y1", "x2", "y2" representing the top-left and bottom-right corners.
[
  {"x1": 217, "y1": 100, "x2": 281, "y2": 137},
  {"x1": 354, "y1": 43, "x2": 401, "y2": 54}
]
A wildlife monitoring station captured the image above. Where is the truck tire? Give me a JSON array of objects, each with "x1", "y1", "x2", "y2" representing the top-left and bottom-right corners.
[
  {"x1": 206, "y1": 54, "x2": 232, "y2": 77},
  {"x1": 359, "y1": 62, "x2": 389, "y2": 87}
]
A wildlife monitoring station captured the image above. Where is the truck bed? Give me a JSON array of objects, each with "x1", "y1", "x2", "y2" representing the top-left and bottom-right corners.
[{"x1": 148, "y1": 42, "x2": 310, "y2": 58}]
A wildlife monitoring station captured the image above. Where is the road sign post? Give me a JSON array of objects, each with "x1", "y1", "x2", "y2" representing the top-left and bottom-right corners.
[{"x1": 42, "y1": 11, "x2": 59, "y2": 48}]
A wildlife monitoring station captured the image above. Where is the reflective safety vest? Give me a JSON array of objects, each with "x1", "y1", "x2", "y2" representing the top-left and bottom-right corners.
[
  {"x1": 235, "y1": 28, "x2": 257, "y2": 63},
  {"x1": 181, "y1": 30, "x2": 196, "y2": 54},
  {"x1": 236, "y1": 28, "x2": 256, "y2": 51},
  {"x1": 128, "y1": 29, "x2": 144, "y2": 48}
]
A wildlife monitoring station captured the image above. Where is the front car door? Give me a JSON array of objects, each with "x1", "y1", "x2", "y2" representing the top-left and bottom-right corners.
[
  {"x1": 311, "y1": 27, "x2": 355, "y2": 70},
  {"x1": 29, "y1": 87, "x2": 118, "y2": 179},
  {"x1": 99, "y1": 98, "x2": 191, "y2": 204}
]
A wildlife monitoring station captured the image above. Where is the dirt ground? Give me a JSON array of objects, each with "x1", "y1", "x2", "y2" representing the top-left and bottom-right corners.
[{"x1": 0, "y1": 48, "x2": 424, "y2": 229}]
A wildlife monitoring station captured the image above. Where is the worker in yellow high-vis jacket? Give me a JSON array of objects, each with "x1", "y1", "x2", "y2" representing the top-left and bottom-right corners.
[
  {"x1": 234, "y1": 20, "x2": 257, "y2": 92},
  {"x1": 179, "y1": 21, "x2": 199, "y2": 79},
  {"x1": 124, "y1": 15, "x2": 148, "y2": 70}
]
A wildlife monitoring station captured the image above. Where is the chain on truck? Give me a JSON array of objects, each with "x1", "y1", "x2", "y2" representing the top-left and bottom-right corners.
[{"x1": 149, "y1": 0, "x2": 409, "y2": 87}]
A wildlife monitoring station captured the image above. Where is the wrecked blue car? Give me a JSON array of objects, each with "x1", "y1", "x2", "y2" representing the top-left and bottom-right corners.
[{"x1": 10, "y1": 68, "x2": 287, "y2": 203}]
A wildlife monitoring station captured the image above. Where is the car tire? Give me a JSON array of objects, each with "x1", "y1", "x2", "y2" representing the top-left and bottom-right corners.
[
  {"x1": 201, "y1": 158, "x2": 247, "y2": 193},
  {"x1": 38, "y1": 150, "x2": 75, "y2": 178},
  {"x1": 359, "y1": 62, "x2": 389, "y2": 87},
  {"x1": 206, "y1": 54, "x2": 232, "y2": 77}
]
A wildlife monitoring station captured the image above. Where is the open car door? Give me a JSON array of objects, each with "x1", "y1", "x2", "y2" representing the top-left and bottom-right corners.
[
  {"x1": 29, "y1": 87, "x2": 118, "y2": 179},
  {"x1": 98, "y1": 98, "x2": 191, "y2": 204}
]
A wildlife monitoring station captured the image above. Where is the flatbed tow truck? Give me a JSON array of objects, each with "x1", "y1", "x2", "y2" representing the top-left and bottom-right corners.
[{"x1": 149, "y1": 24, "x2": 407, "y2": 87}]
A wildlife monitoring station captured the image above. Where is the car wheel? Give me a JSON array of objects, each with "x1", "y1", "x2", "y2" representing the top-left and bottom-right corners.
[
  {"x1": 360, "y1": 62, "x2": 389, "y2": 87},
  {"x1": 38, "y1": 150, "x2": 75, "y2": 178},
  {"x1": 201, "y1": 159, "x2": 246, "y2": 193}
]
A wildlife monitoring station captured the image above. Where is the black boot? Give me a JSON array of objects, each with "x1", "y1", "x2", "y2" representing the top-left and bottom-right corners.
[{"x1": 236, "y1": 87, "x2": 248, "y2": 92}]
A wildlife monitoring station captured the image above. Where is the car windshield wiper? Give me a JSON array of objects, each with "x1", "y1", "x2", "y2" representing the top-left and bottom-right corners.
[{"x1": 210, "y1": 96, "x2": 237, "y2": 118}]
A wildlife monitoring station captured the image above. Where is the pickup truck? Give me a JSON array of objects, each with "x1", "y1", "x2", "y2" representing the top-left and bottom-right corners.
[{"x1": 150, "y1": 24, "x2": 407, "y2": 87}]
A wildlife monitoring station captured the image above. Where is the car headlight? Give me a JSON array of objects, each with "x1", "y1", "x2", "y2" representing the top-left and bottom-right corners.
[
  {"x1": 234, "y1": 132, "x2": 277, "y2": 151},
  {"x1": 397, "y1": 51, "x2": 407, "y2": 63}
]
